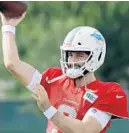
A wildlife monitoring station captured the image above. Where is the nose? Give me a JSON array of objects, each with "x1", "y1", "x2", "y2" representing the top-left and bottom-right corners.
[{"x1": 68, "y1": 54, "x2": 77, "y2": 62}]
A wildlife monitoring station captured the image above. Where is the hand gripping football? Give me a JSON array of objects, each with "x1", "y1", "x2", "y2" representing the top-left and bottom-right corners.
[{"x1": 0, "y1": 1, "x2": 27, "y2": 18}]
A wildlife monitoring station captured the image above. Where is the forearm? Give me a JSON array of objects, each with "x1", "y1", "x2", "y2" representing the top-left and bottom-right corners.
[
  {"x1": 0, "y1": 13, "x2": 38, "y2": 87},
  {"x1": 2, "y1": 31, "x2": 20, "y2": 67},
  {"x1": 51, "y1": 111, "x2": 88, "y2": 133},
  {"x1": 2, "y1": 31, "x2": 38, "y2": 86},
  {"x1": 34, "y1": 86, "x2": 102, "y2": 133}
]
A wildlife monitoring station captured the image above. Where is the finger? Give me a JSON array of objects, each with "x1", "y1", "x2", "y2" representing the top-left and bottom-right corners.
[
  {"x1": 35, "y1": 84, "x2": 45, "y2": 89},
  {"x1": 34, "y1": 84, "x2": 43, "y2": 94},
  {"x1": 33, "y1": 91, "x2": 40, "y2": 100},
  {"x1": 36, "y1": 88, "x2": 42, "y2": 99},
  {"x1": 19, "y1": 12, "x2": 26, "y2": 20},
  {"x1": 39, "y1": 86, "x2": 47, "y2": 95},
  {"x1": 0, "y1": 12, "x2": 4, "y2": 19},
  {"x1": 34, "y1": 84, "x2": 46, "y2": 98},
  {"x1": 0, "y1": 12, "x2": 8, "y2": 22},
  {"x1": 31, "y1": 94, "x2": 39, "y2": 101},
  {"x1": 0, "y1": 12, "x2": 2, "y2": 17},
  {"x1": 0, "y1": 12, "x2": 3, "y2": 16},
  {"x1": 34, "y1": 84, "x2": 40, "y2": 91},
  {"x1": 22, "y1": 12, "x2": 27, "y2": 17},
  {"x1": 38, "y1": 84, "x2": 46, "y2": 92},
  {"x1": 0, "y1": 12, "x2": 6, "y2": 19}
]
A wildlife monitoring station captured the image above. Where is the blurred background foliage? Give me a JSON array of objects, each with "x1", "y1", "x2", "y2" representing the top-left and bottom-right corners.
[
  {"x1": 0, "y1": 1, "x2": 129, "y2": 102},
  {"x1": 0, "y1": 1, "x2": 129, "y2": 133},
  {"x1": 0, "y1": 1, "x2": 129, "y2": 98}
]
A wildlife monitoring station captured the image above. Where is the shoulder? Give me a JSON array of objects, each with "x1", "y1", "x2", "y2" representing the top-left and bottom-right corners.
[
  {"x1": 88, "y1": 79, "x2": 123, "y2": 92},
  {"x1": 89, "y1": 79, "x2": 126, "y2": 97},
  {"x1": 40, "y1": 67, "x2": 64, "y2": 87},
  {"x1": 94, "y1": 81, "x2": 129, "y2": 119},
  {"x1": 97, "y1": 81, "x2": 127, "y2": 103},
  {"x1": 97, "y1": 80, "x2": 125, "y2": 94},
  {"x1": 41, "y1": 67, "x2": 63, "y2": 79}
]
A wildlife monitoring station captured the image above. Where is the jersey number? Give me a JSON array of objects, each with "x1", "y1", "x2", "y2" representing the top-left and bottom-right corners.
[
  {"x1": 58, "y1": 104, "x2": 77, "y2": 119},
  {"x1": 51, "y1": 104, "x2": 77, "y2": 133}
]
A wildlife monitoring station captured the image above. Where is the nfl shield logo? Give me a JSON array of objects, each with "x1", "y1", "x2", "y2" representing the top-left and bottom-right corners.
[{"x1": 83, "y1": 91, "x2": 98, "y2": 103}]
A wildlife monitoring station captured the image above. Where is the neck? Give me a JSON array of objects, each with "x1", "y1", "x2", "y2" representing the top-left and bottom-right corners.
[{"x1": 74, "y1": 73, "x2": 96, "y2": 88}]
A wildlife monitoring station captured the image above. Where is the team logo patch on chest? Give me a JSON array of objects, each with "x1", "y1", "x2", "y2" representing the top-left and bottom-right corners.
[{"x1": 83, "y1": 91, "x2": 98, "y2": 103}]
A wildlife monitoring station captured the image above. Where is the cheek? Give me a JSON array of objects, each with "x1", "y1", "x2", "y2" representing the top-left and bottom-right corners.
[
  {"x1": 83, "y1": 55, "x2": 89, "y2": 60},
  {"x1": 67, "y1": 55, "x2": 89, "y2": 62},
  {"x1": 78, "y1": 56, "x2": 88, "y2": 61},
  {"x1": 68, "y1": 57, "x2": 72, "y2": 62},
  {"x1": 68, "y1": 55, "x2": 75, "y2": 61}
]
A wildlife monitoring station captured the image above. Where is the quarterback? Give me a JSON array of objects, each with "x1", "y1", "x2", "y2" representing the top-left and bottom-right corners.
[{"x1": 0, "y1": 12, "x2": 129, "y2": 133}]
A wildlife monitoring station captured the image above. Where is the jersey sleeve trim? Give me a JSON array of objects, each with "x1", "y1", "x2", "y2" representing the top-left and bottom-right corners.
[
  {"x1": 85, "y1": 108, "x2": 111, "y2": 130},
  {"x1": 94, "y1": 107, "x2": 129, "y2": 119},
  {"x1": 105, "y1": 112, "x2": 129, "y2": 119}
]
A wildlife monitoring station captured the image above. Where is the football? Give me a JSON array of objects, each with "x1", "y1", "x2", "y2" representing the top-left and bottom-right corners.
[{"x1": 0, "y1": 1, "x2": 27, "y2": 18}]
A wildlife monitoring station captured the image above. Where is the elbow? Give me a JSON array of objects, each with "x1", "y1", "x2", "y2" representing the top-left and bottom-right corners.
[
  {"x1": 4, "y1": 61, "x2": 18, "y2": 71},
  {"x1": 69, "y1": 127, "x2": 85, "y2": 133},
  {"x1": 4, "y1": 62, "x2": 15, "y2": 70},
  {"x1": 4, "y1": 56, "x2": 20, "y2": 70},
  {"x1": 81, "y1": 128, "x2": 100, "y2": 133},
  {"x1": 74, "y1": 125, "x2": 97, "y2": 133}
]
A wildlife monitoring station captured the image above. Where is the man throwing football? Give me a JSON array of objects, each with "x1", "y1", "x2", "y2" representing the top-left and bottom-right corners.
[{"x1": 0, "y1": 12, "x2": 128, "y2": 133}]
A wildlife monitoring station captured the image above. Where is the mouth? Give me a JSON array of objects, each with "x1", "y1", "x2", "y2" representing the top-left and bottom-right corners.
[{"x1": 67, "y1": 63, "x2": 82, "y2": 69}]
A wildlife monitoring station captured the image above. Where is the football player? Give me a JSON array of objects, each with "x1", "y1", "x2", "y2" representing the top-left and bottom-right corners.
[{"x1": 0, "y1": 12, "x2": 128, "y2": 133}]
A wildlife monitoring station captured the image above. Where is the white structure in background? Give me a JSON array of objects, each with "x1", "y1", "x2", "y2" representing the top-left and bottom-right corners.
[{"x1": 0, "y1": 79, "x2": 15, "y2": 99}]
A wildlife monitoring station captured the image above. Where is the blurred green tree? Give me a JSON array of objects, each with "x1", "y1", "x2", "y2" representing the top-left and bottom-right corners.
[{"x1": 0, "y1": 1, "x2": 129, "y2": 97}]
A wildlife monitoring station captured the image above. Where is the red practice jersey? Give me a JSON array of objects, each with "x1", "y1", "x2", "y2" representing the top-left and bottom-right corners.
[{"x1": 40, "y1": 67, "x2": 129, "y2": 133}]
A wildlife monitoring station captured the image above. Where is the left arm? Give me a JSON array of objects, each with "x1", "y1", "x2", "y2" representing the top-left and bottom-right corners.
[
  {"x1": 32, "y1": 84, "x2": 109, "y2": 133},
  {"x1": 51, "y1": 111, "x2": 102, "y2": 133}
]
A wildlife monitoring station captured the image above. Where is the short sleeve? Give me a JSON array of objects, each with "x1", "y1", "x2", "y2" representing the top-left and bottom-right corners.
[{"x1": 93, "y1": 85, "x2": 129, "y2": 119}]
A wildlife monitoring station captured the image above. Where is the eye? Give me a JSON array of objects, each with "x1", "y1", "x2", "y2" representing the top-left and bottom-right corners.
[
  {"x1": 79, "y1": 54, "x2": 84, "y2": 57},
  {"x1": 68, "y1": 52, "x2": 73, "y2": 57},
  {"x1": 76, "y1": 53, "x2": 84, "y2": 57}
]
